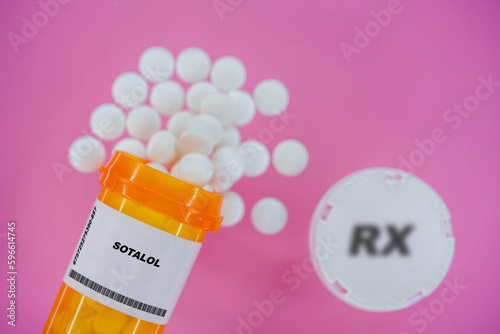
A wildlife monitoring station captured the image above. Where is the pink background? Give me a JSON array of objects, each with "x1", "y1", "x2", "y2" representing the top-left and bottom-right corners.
[{"x1": 1, "y1": 0, "x2": 500, "y2": 333}]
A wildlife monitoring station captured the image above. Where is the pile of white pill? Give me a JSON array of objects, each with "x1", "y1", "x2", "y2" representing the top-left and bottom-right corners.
[{"x1": 68, "y1": 47, "x2": 309, "y2": 235}]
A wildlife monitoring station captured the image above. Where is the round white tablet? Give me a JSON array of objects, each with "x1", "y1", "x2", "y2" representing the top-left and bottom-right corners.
[
  {"x1": 176, "y1": 47, "x2": 211, "y2": 83},
  {"x1": 237, "y1": 140, "x2": 270, "y2": 177},
  {"x1": 310, "y1": 168, "x2": 455, "y2": 312},
  {"x1": 220, "y1": 191, "x2": 245, "y2": 227},
  {"x1": 200, "y1": 92, "x2": 235, "y2": 126},
  {"x1": 138, "y1": 46, "x2": 175, "y2": 83},
  {"x1": 229, "y1": 90, "x2": 255, "y2": 126},
  {"x1": 150, "y1": 81, "x2": 184, "y2": 115},
  {"x1": 90, "y1": 103, "x2": 125, "y2": 140},
  {"x1": 147, "y1": 162, "x2": 168, "y2": 174},
  {"x1": 212, "y1": 147, "x2": 246, "y2": 184},
  {"x1": 177, "y1": 126, "x2": 214, "y2": 156},
  {"x1": 146, "y1": 130, "x2": 177, "y2": 164},
  {"x1": 112, "y1": 138, "x2": 147, "y2": 159},
  {"x1": 112, "y1": 72, "x2": 149, "y2": 109},
  {"x1": 210, "y1": 56, "x2": 246, "y2": 91},
  {"x1": 251, "y1": 198, "x2": 288, "y2": 235},
  {"x1": 217, "y1": 126, "x2": 241, "y2": 149},
  {"x1": 207, "y1": 174, "x2": 234, "y2": 193},
  {"x1": 170, "y1": 162, "x2": 182, "y2": 179},
  {"x1": 253, "y1": 79, "x2": 289, "y2": 116},
  {"x1": 68, "y1": 136, "x2": 106, "y2": 173},
  {"x1": 189, "y1": 114, "x2": 223, "y2": 145},
  {"x1": 272, "y1": 139, "x2": 309, "y2": 176},
  {"x1": 186, "y1": 81, "x2": 218, "y2": 113},
  {"x1": 167, "y1": 111, "x2": 194, "y2": 137},
  {"x1": 126, "y1": 106, "x2": 162, "y2": 140},
  {"x1": 178, "y1": 153, "x2": 214, "y2": 186}
]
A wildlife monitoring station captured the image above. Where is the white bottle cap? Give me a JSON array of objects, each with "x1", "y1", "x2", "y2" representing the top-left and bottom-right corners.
[{"x1": 309, "y1": 168, "x2": 454, "y2": 312}]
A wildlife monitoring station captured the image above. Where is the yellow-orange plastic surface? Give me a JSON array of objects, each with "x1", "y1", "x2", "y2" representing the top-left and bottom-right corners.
[{"x1": 43, "y1": 284, "x2": 164, "y2": 334}]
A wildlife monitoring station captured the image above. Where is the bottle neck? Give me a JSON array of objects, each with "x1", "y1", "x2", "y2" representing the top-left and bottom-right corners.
[{"x1": 98, "y1": 188, "x2": 206, "y2": 243}]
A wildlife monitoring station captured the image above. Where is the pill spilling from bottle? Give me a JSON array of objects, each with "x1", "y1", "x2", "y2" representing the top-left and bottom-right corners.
[
  {"x1": 68, "y1": 46, "x2": 309, "y2": 235},
  {"x1": 51, "y1": 46, "x2": 313, "y2": 334}
]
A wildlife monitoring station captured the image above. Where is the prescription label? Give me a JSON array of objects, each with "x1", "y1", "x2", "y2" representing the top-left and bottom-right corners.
[{"x1": 63, "y1": 200, "x2": 201, "y2": 325}]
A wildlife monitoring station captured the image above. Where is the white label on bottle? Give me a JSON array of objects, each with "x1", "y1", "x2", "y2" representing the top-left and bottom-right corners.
[{"x1": 63, "y1": 200, "x2": 201, "y2": 325}]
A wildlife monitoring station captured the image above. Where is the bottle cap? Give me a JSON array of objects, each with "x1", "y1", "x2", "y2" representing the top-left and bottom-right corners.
[
  {"x1": 100, "y1": 151, "x2": 223, "y2": 232},
  {"x1": 309, "y1": 168, "x2": 454, "y2": 311}
]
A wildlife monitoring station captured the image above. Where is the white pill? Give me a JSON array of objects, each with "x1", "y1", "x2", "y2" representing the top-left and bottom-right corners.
[
  {"x1": 147, "y1": 162, "x2": 168, "y2": 174},
  {"x1": 201, "y1": 92, "x2": 236, "y2": 126},
  {"x1": 189, "y1": 114, "x2": 223, "y2": 145},
  {"x1": 146, "y1": 130, "x2": 177, "y2": 164},
  {"x1": 126, "y1": 106, "x2": 161, "y2": 140},
  {"x1": 177, "y1": 126, "x2": 214, "y2": 156},
  {"x1": 229, "y1": 90, "x2": 255, "y2": 126},
  {"x1": 170, "y1": 162, "x2": 182, "y2": 179},
  {"x1": 90, "y1": 104, "x2": 125, "y2": 140},
  {"x1": 138, "y1": 47, "x2": 175, "y2": 83},
  {"x1": 150, "y1": 81, "x2": 184, "y2": 116},
  {"x1": 167, "y1": 111, "x2": 194, "y2": 137},
  {"x1": 178, "y1": 153, "x2": 214, "y2": 186},
  {"x1": 238, "y1": 140, "x2": 270, "y2": 177},
  {"x1": 112, "y1": 138, "x2": 147, "y2": 159},
  {"x1": 251, "y1": 198, "x2": 288, "y2": 235},
  {"x1": 217, "y1": 126, "x2": 241, "y2": 149},
  {"x1": 112, "y1": 72, "x2": 149, "y2": 109},
  {"x1": 211, "y1": 56, "x2": 246, "y2": 91},
  {"x1": 176, "y1": 47, "x2": 211, "y2": 83},
  {"x1": 186, "y1": 81, "x2": 218, "y2": 113},
  {"x1": 272, "y1": 139, "x2": 309, "y2": 177},
  {"x1": 220, "y1": 191, "x2": 245, "y2": 227},
  {"x1": 253, "y1": 79, "x2": 289, "y2": 116},
  {"x1": 212, "y1": 147, "x2": 246, "y2": 184},
  {"x1": 213, "y1": 175, "x2": 234, "y2": 191},
  {"x1": 68, "y1": 136, "x2": 106, "y2": 173},
  {"x1": 207, "y1": 174, "x2": 234, "y2": 193}
]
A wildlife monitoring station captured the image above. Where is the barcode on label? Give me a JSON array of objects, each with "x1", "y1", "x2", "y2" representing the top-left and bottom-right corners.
[{"x1": 68, "y1": 269, "x2": 167, "y2": 317}]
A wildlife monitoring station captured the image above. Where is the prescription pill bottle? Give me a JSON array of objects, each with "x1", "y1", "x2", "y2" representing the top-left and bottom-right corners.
[{"x1": 43, "y1": 151, "x2": 223, "y2": 334}]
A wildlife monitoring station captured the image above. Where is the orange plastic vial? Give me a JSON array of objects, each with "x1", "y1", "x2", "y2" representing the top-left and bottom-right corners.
[{"x1": 43, "y1": 152, "x2": 223, "y2": 334}]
